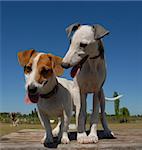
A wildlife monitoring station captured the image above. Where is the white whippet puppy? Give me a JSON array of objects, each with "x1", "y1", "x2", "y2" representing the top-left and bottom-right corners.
[
  {"x1": 62, "y1": 23, "x2": 115, "y2": 144},
  {"x1": 17, "y1": 50, "x2": 80, "y2": 145}
]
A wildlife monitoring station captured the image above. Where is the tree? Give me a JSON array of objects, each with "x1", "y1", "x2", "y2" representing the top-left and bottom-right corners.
[
  {"x1": 113, "y1": 91, "x2": 120, "y2": 117},
  {"x1": 31, "y1": 110, "x2": 34, "y2": 117},
  {"x1": 34, "y1": 108, "x2": 38, "y2": 117}
]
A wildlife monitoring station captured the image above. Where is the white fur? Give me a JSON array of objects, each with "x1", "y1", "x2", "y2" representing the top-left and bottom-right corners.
[
  {"x1": 88, "y1": 124, "x2": 98, "y2": 143},
  {"x1": 52, "y1": 118, "x2": 61, "y2": 137},
  {"x1": 105, "y1": 95, "x2": 123, "y2": 101},
  {"x1": 63, "y1": 24, "x2": 114, "y2": 143},
  {"x1": 63, "y1": 25, "x2": 98, "y2": 66},
  {"x1": 25, "y1": 53, "x2": 44, "y2": 90},
  {"x1": 77, "y1": 132, "x2": 88, "y2": 144}
]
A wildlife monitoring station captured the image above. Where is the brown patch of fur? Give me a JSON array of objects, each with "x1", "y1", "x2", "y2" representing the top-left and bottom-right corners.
[
  {"x1": 35, "y1": 54, "x2": 53, "y2": 84},
  {"x1": 24, "y1": 52, "x2": 38, "y2": 74}
]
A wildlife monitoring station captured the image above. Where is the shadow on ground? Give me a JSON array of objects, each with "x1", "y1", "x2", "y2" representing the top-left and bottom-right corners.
[{"x1": 45, "y1": 130, "x2": 115, "y2": 148}]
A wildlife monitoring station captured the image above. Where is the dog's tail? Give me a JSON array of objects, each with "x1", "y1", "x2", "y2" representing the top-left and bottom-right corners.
[{"x1": 105, "y1": 95, "x2": 123, "y2": 101}]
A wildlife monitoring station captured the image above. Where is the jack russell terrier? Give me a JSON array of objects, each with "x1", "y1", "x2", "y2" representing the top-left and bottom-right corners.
[
  {"x1": 62, "y1": 23, "x2": 115, "y2": 144},
  {"x1": 17, "y1": 49, "x2": 80, "y2": 145}
]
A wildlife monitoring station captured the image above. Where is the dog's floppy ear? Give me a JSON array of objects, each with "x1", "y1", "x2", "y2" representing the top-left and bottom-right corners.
[
  {"x1": 93, "y1": 24, "x2": 109, "y2": 40},
  {"x1": 48, "y1": 54, "x2": 64, "y2": 77},
  {"x1": 66, "y1": 23, "x2": 80, "y2": 38},
  {"x1": 17, "y1": 49, "x2": 36, "y2": 67}
]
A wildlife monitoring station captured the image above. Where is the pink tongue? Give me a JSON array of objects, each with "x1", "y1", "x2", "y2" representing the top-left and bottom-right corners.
[{"x1": 24, "y1": 94, "x2": 32, "y2": 104}]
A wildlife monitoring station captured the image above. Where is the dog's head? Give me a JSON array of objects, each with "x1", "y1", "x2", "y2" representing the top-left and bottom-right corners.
[
  {"x1": 18, "y1": 49, "x2": 64, "y2": 103},
  {"x1": 62, "y1": 23, "x2": 109, "y2": 77}
]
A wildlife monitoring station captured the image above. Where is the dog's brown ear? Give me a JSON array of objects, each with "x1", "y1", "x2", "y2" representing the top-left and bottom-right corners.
[
  {"x1": 48, "y1": 54, "x2": 64, "y2": 77},
  {"x1": 17, "y1": 49, "x2": 36, "y2": 67},
  {"x1": 93, "y1": 24, "x2": 109, "y2": 40},
  {"x1": 66, "y1": 23, "x2": 80, "y2": 38}
]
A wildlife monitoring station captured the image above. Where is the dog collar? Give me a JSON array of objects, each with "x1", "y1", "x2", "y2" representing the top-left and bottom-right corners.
[
  {"x1": 89, "y1": 40, "x2": 104, "y2": 59},
  {"x1": 39, "y1": 83, "x2": 58, "y2": 99},
  {"x1": 89, "y1": 51, "x2": 102, "y2": 59}
]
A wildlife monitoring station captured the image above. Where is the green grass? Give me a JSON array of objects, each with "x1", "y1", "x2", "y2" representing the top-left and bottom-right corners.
[
  {"x1": 86, "y1": 122, "x2": 142, "y2": 131},
  {"x1": 1, "y1": 122, "x2": 142, "y2": 137},
  {"x1": 0, "y1": 123, "x2": 43, "y2": 137}
]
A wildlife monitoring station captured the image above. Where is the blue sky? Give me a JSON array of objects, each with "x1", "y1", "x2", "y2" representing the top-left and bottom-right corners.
[{"x1": 0, "y1": 1, "x2": 142, "y2": 115}]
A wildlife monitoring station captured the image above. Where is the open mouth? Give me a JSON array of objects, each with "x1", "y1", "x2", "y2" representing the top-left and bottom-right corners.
[
  {"x1": 25, "y1": 93, "x2": 39, "y2": 104},
  {"x1": 70, "y1": 55, "x2": 89, "y2": 78}
]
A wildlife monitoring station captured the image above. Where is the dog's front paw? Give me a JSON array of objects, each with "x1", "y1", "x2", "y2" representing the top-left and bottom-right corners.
[
  {"x1": 61, "y1": 132, "x2": 70, "y2": 144},
  {"x1": 61, "y1": 136, "x2": 70, "y2": 144},
  {"x1": 88, "y1": 133, "x2": 98, "y2": 143},
  {"x1": 77, "y1": 132, "x2": 90, "y2": 144}
]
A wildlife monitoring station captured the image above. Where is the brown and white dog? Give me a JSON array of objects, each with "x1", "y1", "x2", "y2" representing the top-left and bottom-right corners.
[{"x1": 17, "y1": 49, "x2": 80, "y2": 145}]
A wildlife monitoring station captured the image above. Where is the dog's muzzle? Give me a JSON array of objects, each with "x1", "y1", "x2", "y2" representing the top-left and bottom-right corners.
[
  {"x1": 26, "y1": 84, "x2": 39, "y2": 103},
  {"x1": 28, "y1": 85, "x2": 37, "y2": 94},
  {"x1": 61, "y1": 62, "x2": 71, "y2": 69}
]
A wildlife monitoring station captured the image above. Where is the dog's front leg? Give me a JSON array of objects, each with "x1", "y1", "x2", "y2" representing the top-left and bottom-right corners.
[
  {"x1": 38, "y1": 109, "x2": 53, "y2": 145},
  {"x1": 60, "y1": 112, "x2": 70, "y2": 144},
  {"x1": 88, "y1": 93, "x2": 99, "y2": 143},
  {"x1": 77, "y1": 92, "x2": 88, "y2": 144}
]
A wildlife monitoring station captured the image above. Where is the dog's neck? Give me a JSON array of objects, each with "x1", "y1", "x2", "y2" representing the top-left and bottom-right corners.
[
  {"x1": 85, "y1": 40, "x2": 103, "y2": 59},
  {"x1": 88, "y1": 40, "x2": 104, "y2": 59},
  {"x1": 83, "y1": 41, "x2": 105, "y2": 72},
  {"x1": 40, "y1": 81, "x2": 58, "y2": 99}
]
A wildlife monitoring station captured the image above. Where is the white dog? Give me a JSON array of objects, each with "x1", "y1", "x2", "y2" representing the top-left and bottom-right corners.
[
  {"x1": 62, "y1": 23, "x2": 114, "y2": 144},
  {"x1": 17, "y1": 50, "x2": 80, "y2": 145}
]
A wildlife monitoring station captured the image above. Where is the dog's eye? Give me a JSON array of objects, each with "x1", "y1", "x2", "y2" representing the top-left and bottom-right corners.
[
  {"x1": 24, "y1": 66, "x2": 32, "y2": 74},
  {"x1": 41, "y1": 68, "x2": 52, "y2": 78},
  {"x1": 80, "y1": 43, "x2": 88, "y2": 48}
]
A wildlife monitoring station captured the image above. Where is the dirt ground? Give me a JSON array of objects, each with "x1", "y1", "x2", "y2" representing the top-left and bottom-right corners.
[{"x1": 0, "y1": 123, "x2": 142, "y2": 150}]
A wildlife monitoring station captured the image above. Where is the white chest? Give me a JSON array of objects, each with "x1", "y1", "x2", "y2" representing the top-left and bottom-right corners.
[{"x1": 37, "y1": 97, "x2": 63, "y2": 117}]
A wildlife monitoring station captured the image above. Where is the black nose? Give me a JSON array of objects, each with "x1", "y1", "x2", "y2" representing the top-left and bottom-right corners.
[
  {"x1": 28, "y1": 85, "x2": 37, "y2": 94},
  {"x1": 61, "y1": 62, "x2": 70, "y2": 69}
]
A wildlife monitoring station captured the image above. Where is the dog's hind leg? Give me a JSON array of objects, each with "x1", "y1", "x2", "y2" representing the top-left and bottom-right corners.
[
  {"x1": 72, "y1": 86, "x2": 81, "y2": 129},
  {"x1": 61, "y1": 111, "x2": 71, "y2": 144},
  {"x1": 52, "y1": 118, "x2": 61, "y2": 137},
  {"x1": 99, "y1": 88, "x2": 114, "y2": 137}
]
